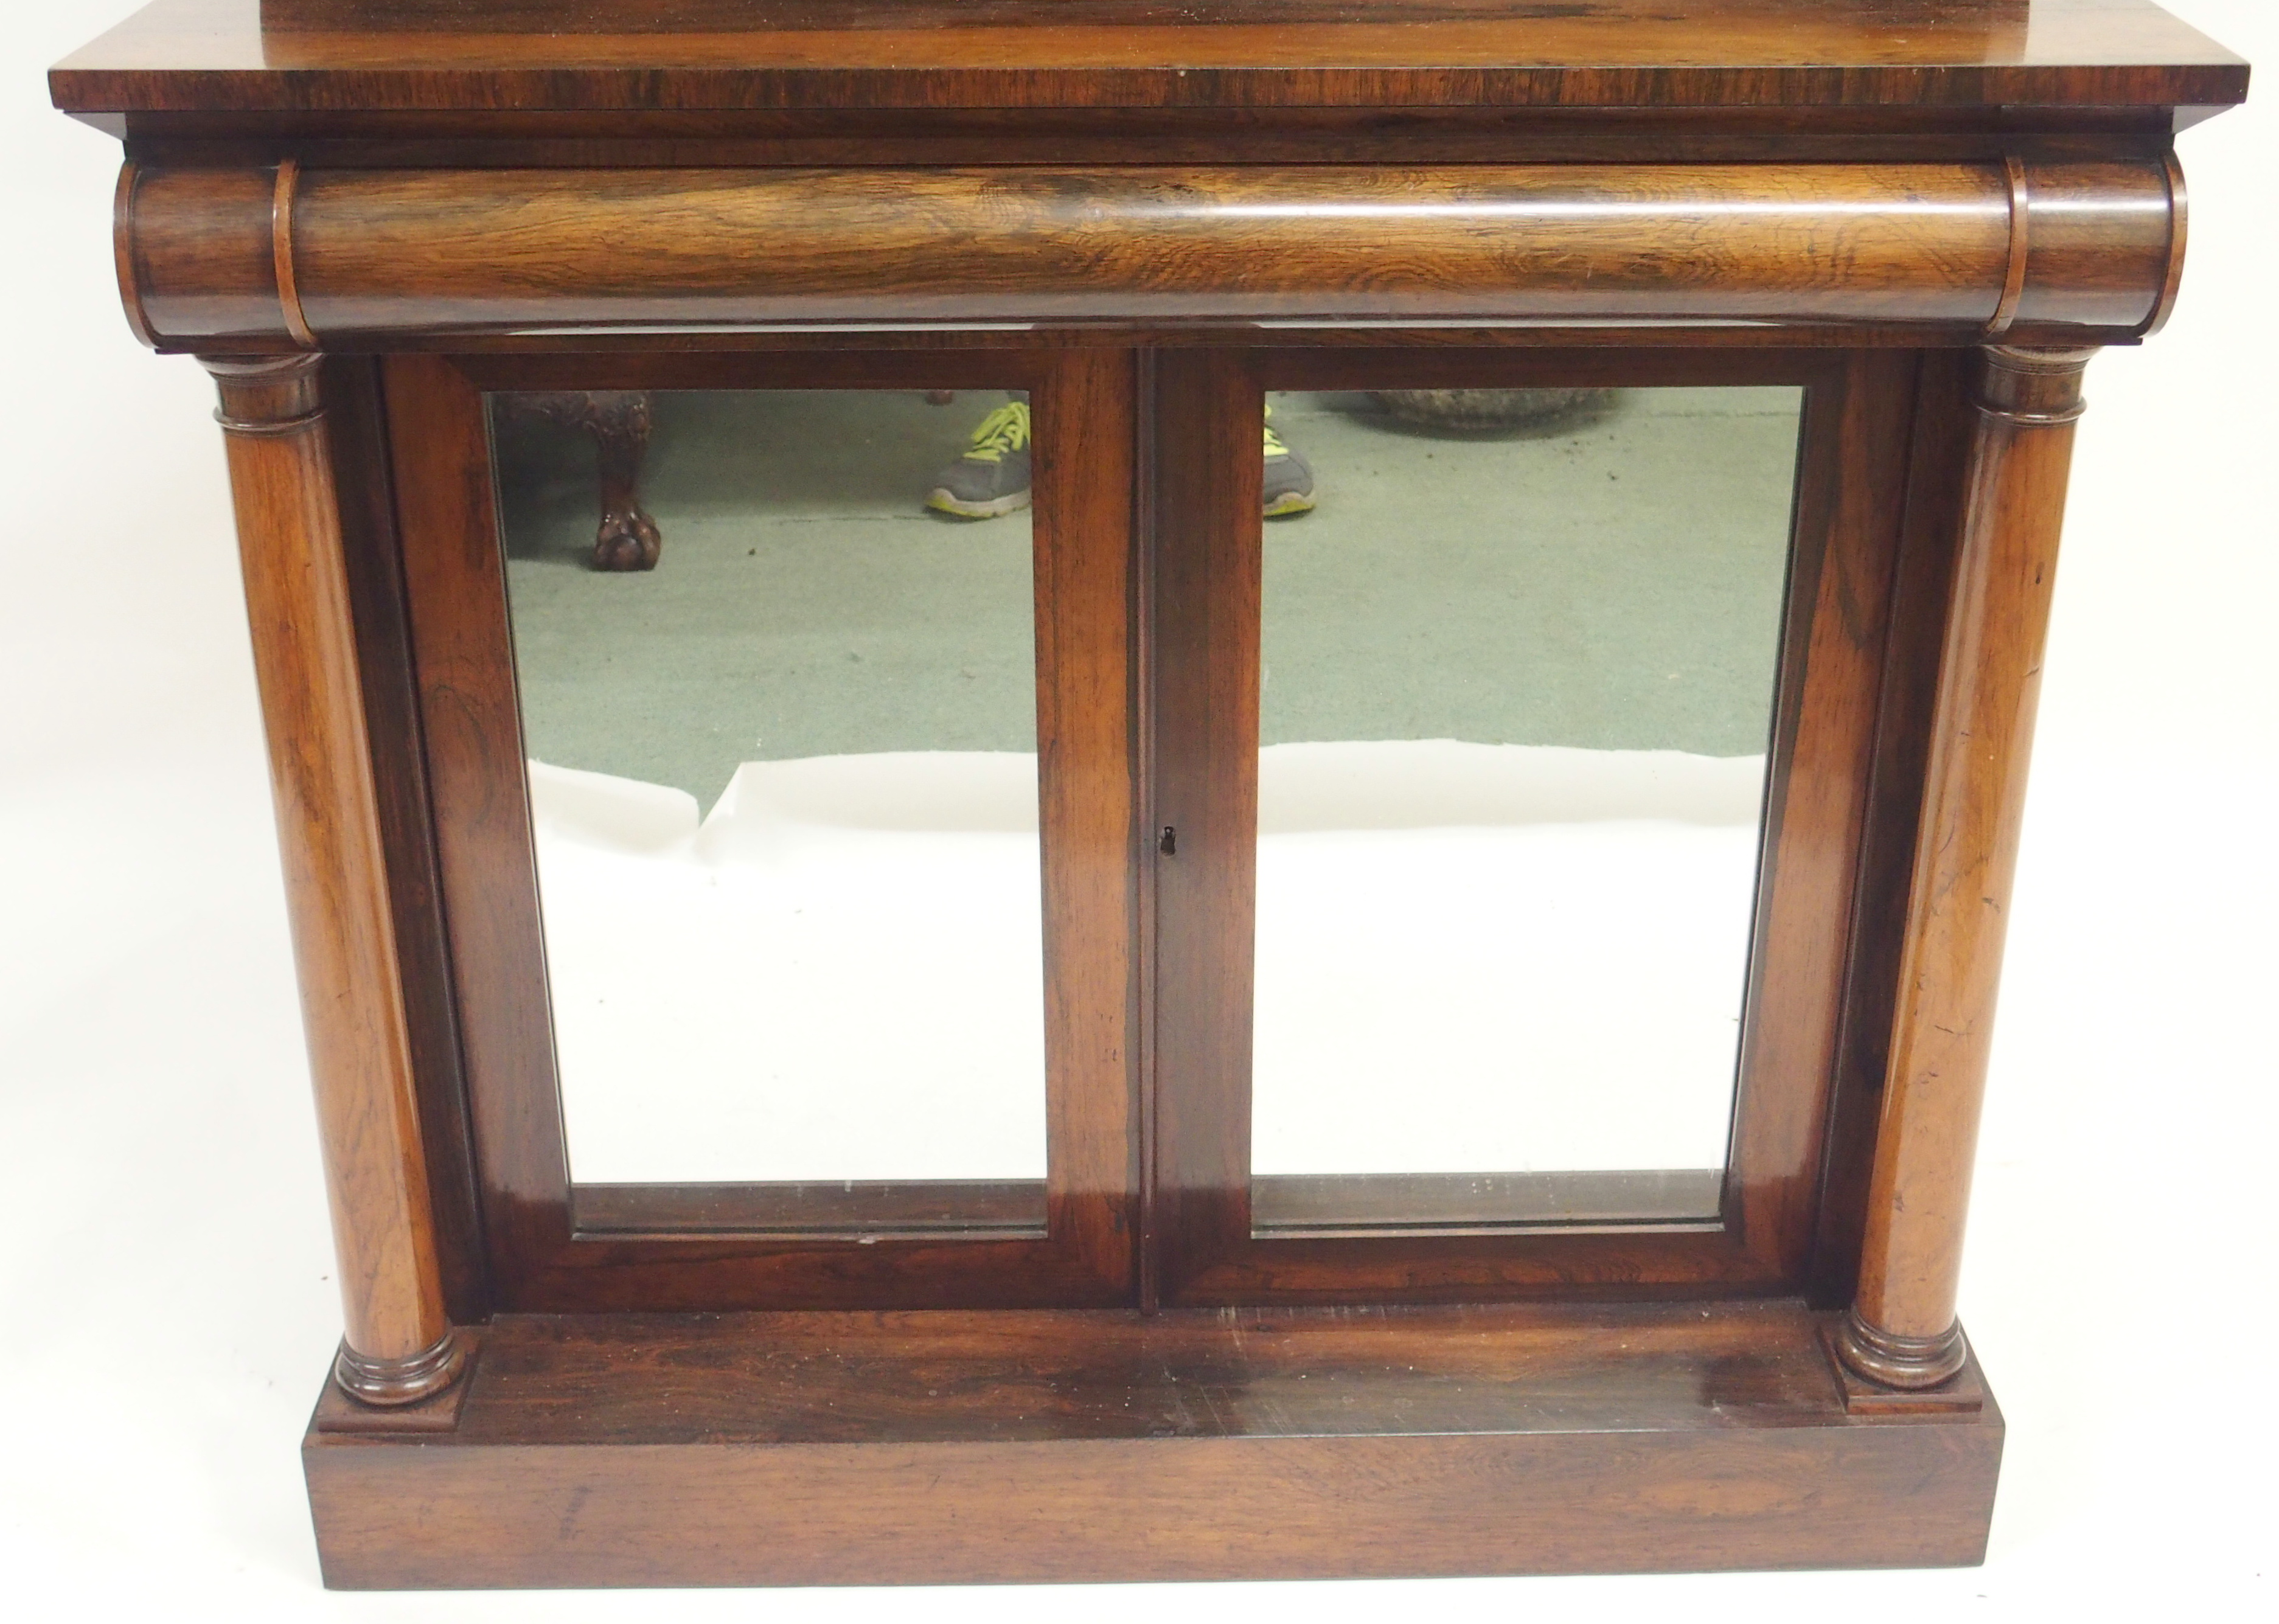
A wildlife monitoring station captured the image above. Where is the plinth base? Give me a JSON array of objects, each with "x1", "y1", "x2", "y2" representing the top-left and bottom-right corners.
[{"x1": 304, "y1": 1301, "x2": 2002, "y2": 1588}]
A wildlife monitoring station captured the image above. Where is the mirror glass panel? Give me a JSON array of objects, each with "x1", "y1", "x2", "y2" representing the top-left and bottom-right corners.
[
  {"x1": 489, "y1": 388, "x2": 1048, "y2": 1230},
  {"x1": 1249, "y1": 386, "x2": 1803, "y2": 1232}
]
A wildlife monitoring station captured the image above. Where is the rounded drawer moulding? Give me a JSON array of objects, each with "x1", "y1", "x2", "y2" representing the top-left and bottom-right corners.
[{"x1": 114, "y1": 159, "x2": 2182, "y2": 347}]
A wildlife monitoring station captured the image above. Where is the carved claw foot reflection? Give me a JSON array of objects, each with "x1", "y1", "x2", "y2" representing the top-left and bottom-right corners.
[
  {"x1": 507, "y1": 388, "x2": 662, "y2": 571},
  {"x1": 594, "y1": 504, "x2": 663, "y2": 571}
]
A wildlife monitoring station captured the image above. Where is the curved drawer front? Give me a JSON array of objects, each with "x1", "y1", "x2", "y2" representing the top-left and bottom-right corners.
[{"x1": 117, "y1": 161, "x2": 2179, "y2": 345}]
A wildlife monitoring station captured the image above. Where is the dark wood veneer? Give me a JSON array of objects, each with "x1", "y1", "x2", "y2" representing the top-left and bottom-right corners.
[
  {"x1": 59, "y1": 0, "x2": 2242, "y2": 1589},
  {"x1": 302, "y1": 1300, "x2": 2002, "y2": 1588},
  {"x1": 207, "y1": 352, "x2": 467, "y2": 1403},
  {"x1": 571, "y1": 1181, "x2": 1048, "y2": 1237},
  {"x1": 1810, "y1": 348, "x2": 1980, "y2": 1306},
  {"x1": 1840, "y1": 344, "x2": 2097, "y2": 1386},
  {"x1": 1250, "y1": 1170, "x2": 1726, "y2": 1232},
  {"x1": 395, "y1": 348, "x2": 1138, "y2": 1313},
  {"x1": 1149, "y1": 345, "x2": 1918, "y2": 1305},
  {"x1": 322, "y1": 355, "x2": 490, "y2": 1325},
  {"x1": 53, "y1": 0, "x2": 2247, "y2": 115},
  {"x1": 122, "y1": 160, "x2": 2179, "y2": 348}
]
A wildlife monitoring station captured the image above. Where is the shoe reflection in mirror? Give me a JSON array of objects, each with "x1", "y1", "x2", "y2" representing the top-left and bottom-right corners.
[
  {"x1": 1264, "y1": 403, "x2": 1317, "y2": 518},
  {"x1": 927, "y1": 397, "x2": 1034, "y2": 518},
  {"x1": 925, "y1": 396, "x2": 1320, "y2": 520}
]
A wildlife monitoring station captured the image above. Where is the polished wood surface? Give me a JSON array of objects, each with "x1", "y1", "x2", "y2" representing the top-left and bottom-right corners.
[
  {"x1": 320, "y1": 356, "x2": 490, "y2": 1325},
  {"x1": 86, "y1": 109, "x2": 2212, "y2": 184},
  {"x1": 1811, "y1": 349, "x2": 1981, "y2": 1310},
  {"x1": 58, "y1": 0, "x2": 2249, "y2": 1583},
  {"x1": 1729, "y1": 347, "x2": 1921, "y2": 1287},
  {"x1": 1820, "y1": 1322, "x2": 1988, "y2": 1415},
  {"x1": 571, "y1": 1182, "x2": 1048, "y2": 1237},
  {"x1": 313, "y1": 1333, "x2": 481, "y2": 1433},
  {"x1": 1250, "y1": 1170, "x2": 1725, "y2": 1232},
  {"x1": 380, "y1": 353, "x2": 562, "y2": 1305},
  {"x1": 1031, "y1": 347, "x2": 1147, "y2": 1295},
  {"x1": 1838, "y1": 344, "x2": 2094, "y2": 1389},
  {"x1": 302, "y1": 1300, "x2": 2002, "y2": 1586},
  {"x1": 389, "y1": 1300, "x2": 1918, "y2": 1443},
  {"x1": 1148, "y1": 346, "x2": 1260, "y2": 1303},
  {"x1": 120, "y1": 159, "x2": 2179, "y2": 347},
  {"x1": 204, "y1": 353, "x2": 462, "y2": 1403},
  {"x1": 397, "y1": 350, "x2": 1138, "y2": 1312},
  {"x1": 54, "y1": 0, "x2": 2247, "y2": 114},
  {"x1": 1150, "y1": 345, "x2": 1915, "y2": 1305}
]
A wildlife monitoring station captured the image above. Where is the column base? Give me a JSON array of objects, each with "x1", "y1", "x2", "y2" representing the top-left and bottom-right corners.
[
  {"x1": 333, "y1": 1327, "x2": 470, "y2": 1407},
  {"x1": 1833, "y1": 1306, "x2": 1969, "y2": 1390}
]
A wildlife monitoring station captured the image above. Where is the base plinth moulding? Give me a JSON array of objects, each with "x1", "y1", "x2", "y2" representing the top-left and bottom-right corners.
[{"x1": 303, "y1": 1302, "x2": 2000, "y2": 1588}]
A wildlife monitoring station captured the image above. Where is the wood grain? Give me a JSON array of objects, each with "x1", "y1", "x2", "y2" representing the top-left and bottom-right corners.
[
  {"x1": 1149, "y1": 347, "x2": 1261, "y2": 1300},
  {"x1": 205, "y1": 353, "x2": 462, "y2": 1401},
  {"x1": 104, "y1": 105, "x2": 2204, "y2": 182},
  {"x1": 382, "y1": 352, "x2": 566, "y2": 1298},
  {"x1": 1838, "y1": 344, "x2": 2095, "y2": 1387},
  {"x1": 60, "y1": 0, "x2": 2238, "y2": 1580},
  {"x1": 321, "y1": 355, "x2": 490, "y2": 1324},
  {"x1": 119, "y1": 160, "x2": 2179, "y2": 346},
  {"x1": 52, "y1": 0, "x2": 2248, "y2": 114},
  {"x1": 395, "y1": 350, "x2": 1138, "y2": 1311},
  {"x1": 1809, "y1": 348, "x2": 1981, "y2": 1308},
  {"x1": 1728, "y1": 349, "x2": 1917, "y2": 1285},
  {"x1": 1251, "y1": 1170, "x2": 1725, "y2": 1232},
  {"x1": 111, "y1": 161, "x2": 156, "y2": 347},
  {"x1": 571, "y1": 1181, "x2": 1047, "y2": 1237},
  {"x1": 1032, "y1": 347, "x2": 1146, "y2": 1292},
  {"x1": 301, "y1": 1300, "x2": 2003, "y2": 1586},
  {"x1": 1153, "y1": 346, "x2": 1918, "y2": 1305}
]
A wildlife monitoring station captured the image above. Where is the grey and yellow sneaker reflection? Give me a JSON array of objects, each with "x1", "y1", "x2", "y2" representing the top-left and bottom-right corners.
[
  {"x1": 927, "y1": 397, "x2": 1317, "y2": 520},
  {"x1": 925, "y1": 398, "x2": 1034, "y2": 519},
  {"x1": 1261, "y1": 403, "x2": 1316, "y2": 518}
]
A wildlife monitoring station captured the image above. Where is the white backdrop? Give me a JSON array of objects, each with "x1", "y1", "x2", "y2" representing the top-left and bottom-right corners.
[{"x1": 2, "y1": 2, "x2": 2271, "y2": 1617}]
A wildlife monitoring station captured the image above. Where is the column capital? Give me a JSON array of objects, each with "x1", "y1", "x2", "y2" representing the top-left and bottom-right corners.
[
  {"x1": 1980, "y1": 345, "x2": 2097, "y2": 426},
  {"x1": 203, "y1": 353, "x2": 324, "y2": 432}
]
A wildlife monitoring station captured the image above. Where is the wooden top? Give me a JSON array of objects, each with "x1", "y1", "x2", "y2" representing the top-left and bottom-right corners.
[{"x1": 52, "y1": 0, "x2": 2249, "y2": 115}]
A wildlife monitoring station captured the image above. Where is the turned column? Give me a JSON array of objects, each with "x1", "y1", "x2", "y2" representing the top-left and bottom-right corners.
[
  {"x1": 204, "y1": 355, "x2": 465, "y2": 1405},
  {"x1": 1837, "y1": 345, "x2": 2096, "y2": 1389}
]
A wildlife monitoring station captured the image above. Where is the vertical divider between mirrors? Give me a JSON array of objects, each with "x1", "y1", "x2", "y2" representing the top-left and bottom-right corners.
[
  {"x1": 1133, "y1": 346, "x2": 1161, "y2": 1313},
  {"x1": 322, "y1": 354, "x2": 492, "y2": 1325},
  {"x1": 1031, "y1": 346, "x2": 1146, "y2": 1298},
  {"x1": 1149, "y1": 349, "x2": 1266, "y2": 1305}
]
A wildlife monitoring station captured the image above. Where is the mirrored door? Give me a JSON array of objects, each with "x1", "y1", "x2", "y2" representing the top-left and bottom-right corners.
[
  {"x1": 1248, "y1": 381, "x2": 1798, "y2": 1231},
  {"x1": 391, "y1": 345, "x2": 1916, "y2": 1313},
  {"x1": 1152, "y1": 350, "x2": 1915, "y2": 1304},
  {"x1": 390, "y1": 352, "x2": 1136, "y2": 1310},
  {"x1": 493, "y1": 387, "x2": 1051, "y2": 1224}
]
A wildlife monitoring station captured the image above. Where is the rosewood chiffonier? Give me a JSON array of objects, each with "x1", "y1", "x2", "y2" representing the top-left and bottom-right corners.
[{"x1": 50, "y1": 0, "x2": 2248, "y2": 1589}]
